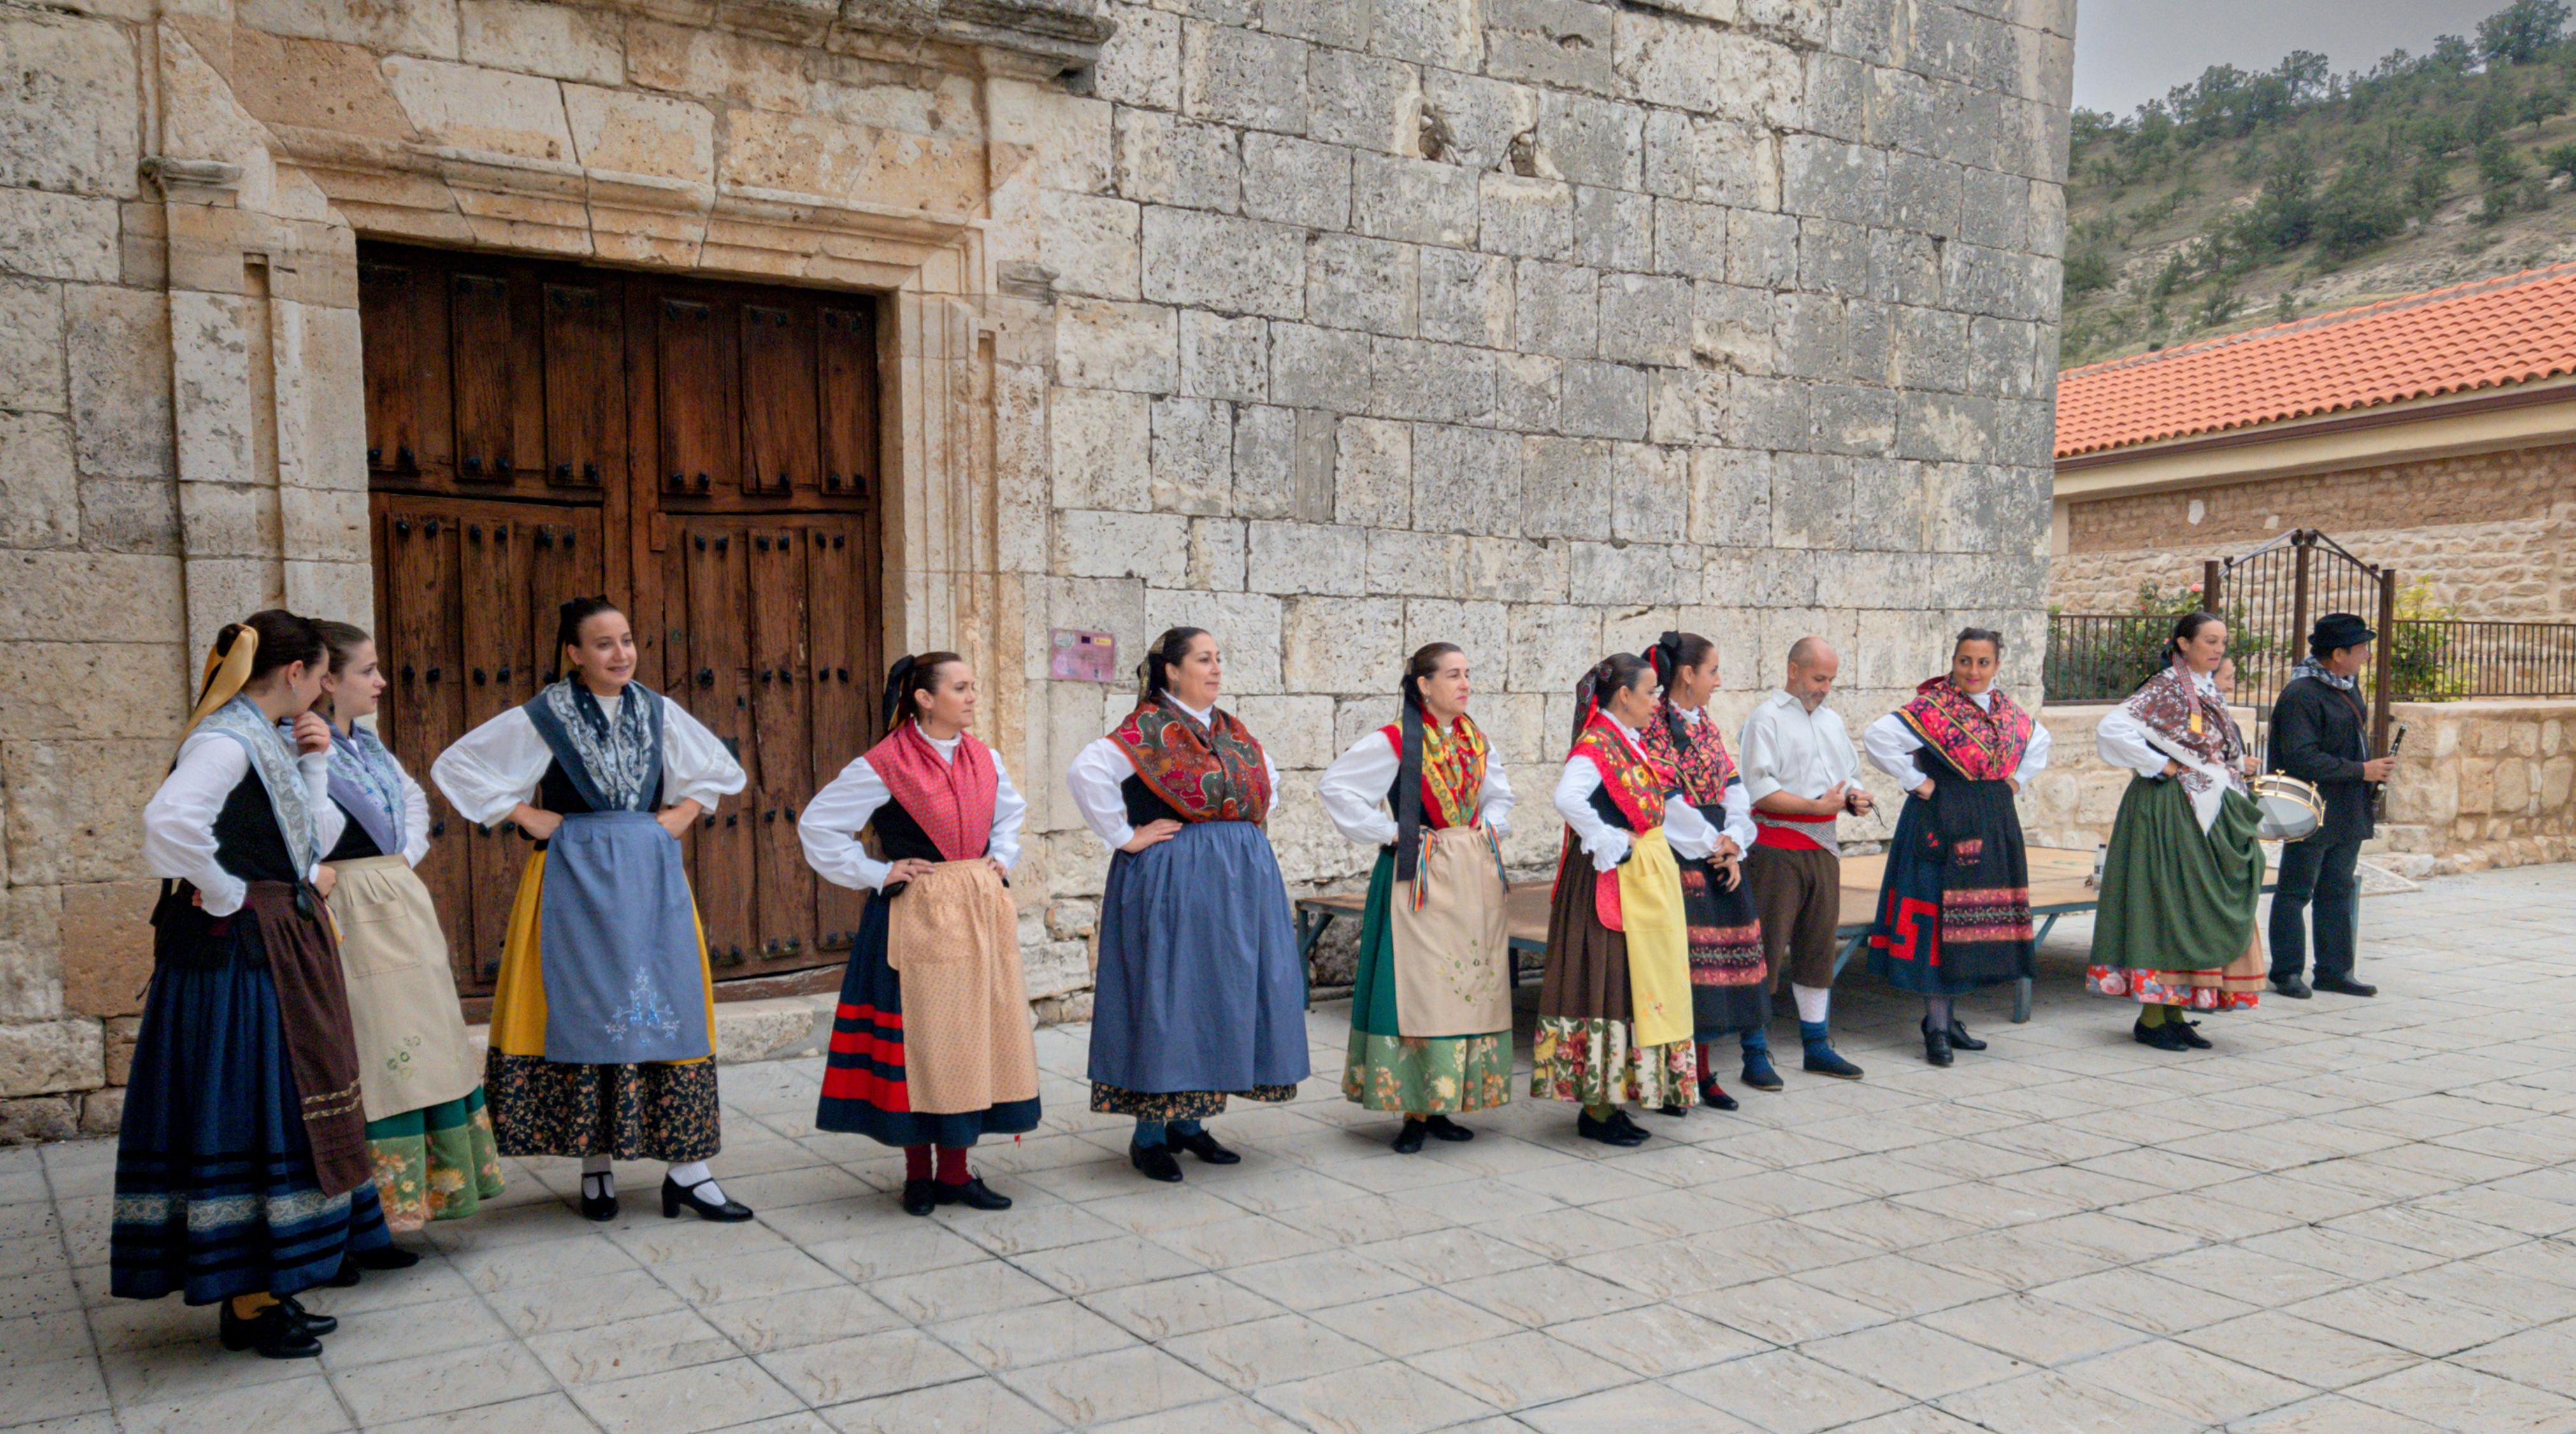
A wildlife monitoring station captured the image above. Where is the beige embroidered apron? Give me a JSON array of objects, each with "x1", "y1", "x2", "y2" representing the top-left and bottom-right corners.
[
  {"x1": 887, "y1": 861, "x2": 1041, "y2": 1115},
  {"x1": 327, "y1": 854, "x2": 482, "y2": 1121},
  {"x1": 1388, "y1": 825, "x2": 1515, "y2": 1038}
]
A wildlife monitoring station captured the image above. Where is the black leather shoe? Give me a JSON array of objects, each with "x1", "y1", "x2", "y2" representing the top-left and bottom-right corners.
[
  {"x1": 1172, "y1": 1129, "x2": 1241, "y2": 1165},
  {"x1": 1605, "y1": 1110, "x2": 1653, "y2": 1144},
  {"x1": 1697, "y1": 1078, "x2": 1738, "y2": 1112},
  {"x1": 580, "y1": 1177, "x2": 618, "y2": 1222},
  {"x1": 220, "y1": 1300, "x2": 322, "y2": 1359},
  {"x1": 1129, "y1": 1140, "x2": 1183, "y2": 1182},
  {"x1": 352, "y1": 1245, "x2": 421, "y2": 1272},
  {"x1": 276, "y1": 1295, "x2": 336, "y2": 1337},
  {"x1": 661, "y1": 1175, "x2": 754, "y2": 1222},
  {"x1": 2172, "y1": 1019, "x2": 2213, "y2": 1050},
  {"x1": 324, "y1": 1262, "x2": 362, "y2": 1287},
  {"x1": 2313, "y1": 974, "x2": 2377, "y2": 998},
  {"x1": 1576, "y1": 1110, "x2": 1650, "y2": 1147},
  {"x1": 2133, "y1": 1017, "x2": 2189, "y2": 1051},
  {"x1": 900, "y1": 1179, "x2": 939, "y2": 1216},
  {"x1": 1393, "y1": 1119, "x2": 1428, "y2": 1154},
  {"x1": 934, "y1": 1177, "x2": 1012, "y2": 1212},
  {"x1": 1656, "y1": 1101, "x2": 1689, "y2": 1117},
  {"x1": 1422, "y1": 1115, "x2": 1474, "y2": 1142},
  {"x1": 1922, "y1": 1019, "x2": 1954, "y2": 1068},
  {"x1": 1945, "y1": 1020, "x2": 1987, "y2": 1052},
  {"x1": 2271, "y1": 975, "x2": 2313, "y2": 1000}
]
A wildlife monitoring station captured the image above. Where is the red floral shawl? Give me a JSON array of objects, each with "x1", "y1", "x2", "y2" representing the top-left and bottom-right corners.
[
  {"x1": 1895, "y1": 677, "x2": 2033, "y2": 784},
  {"x1": 1111, "y1": 698, "x2": 1272, "y2": 824},
  {"x1": 865, "y1": 721, "x2": 998, "y2": 863},
  {"x1": 1641, "y1": 698, "x2": 1738, "y2": 806},
  {"x1": 2127, "y1": 665, "x2": 2249, "y2": 798},
  {"x1": 1569, "y1": 714, "x2": 1673, "y2": 832},
  {"x1": 1376, "y1": 715, "x2": 1488, "y2": 829}
]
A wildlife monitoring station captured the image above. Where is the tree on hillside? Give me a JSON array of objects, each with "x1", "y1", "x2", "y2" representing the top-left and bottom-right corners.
[{"x1": 2479, "y1": 0, "x2": 2570, "y2": 66}]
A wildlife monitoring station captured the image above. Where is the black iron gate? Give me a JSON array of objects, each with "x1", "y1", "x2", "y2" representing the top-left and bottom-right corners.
[{"x1": 2205, "y1": 529, "x2": 2398, "y2": 757}]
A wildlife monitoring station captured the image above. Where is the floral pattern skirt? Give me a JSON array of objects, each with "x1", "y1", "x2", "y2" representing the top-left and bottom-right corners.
[
  {"x1": 484, "y1": 1050, "x2": 721, "y2": 1161},
  {"x1": 365, "y1": 1087, "x2": 505, "y2": 1233},
  {"x1": 1529, "y1": 1017, "x2": 1696, "y2": 1107},
  {"x1": 1342, "y1": 1033, "x2": 1513, "y2": 1114},
  {"x1": 1088, "y1": 1083, "x2": 1300, "y2": 1120}
]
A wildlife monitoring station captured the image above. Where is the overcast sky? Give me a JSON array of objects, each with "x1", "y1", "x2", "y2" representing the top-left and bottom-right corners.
[{"x1": 2073, "y1": 0, "x2": 2515, "y2": 116}]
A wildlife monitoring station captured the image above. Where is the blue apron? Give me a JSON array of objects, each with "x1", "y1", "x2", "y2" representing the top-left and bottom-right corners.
[{"x1": 524, "y1": 691, "x2": 711, "y2": 1065}]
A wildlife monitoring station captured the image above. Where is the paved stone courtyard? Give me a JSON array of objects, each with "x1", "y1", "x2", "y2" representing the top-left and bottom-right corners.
[{"x1": 8, "y1": 864, "x2": 2576, "y2": 1434}]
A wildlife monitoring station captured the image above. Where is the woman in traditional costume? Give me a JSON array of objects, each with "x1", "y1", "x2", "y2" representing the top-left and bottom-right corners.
[
  {"x1": 1065, "y1": 627, "x2": 1309, "y2": 1183},
  {"x1": 1862, "y1": 627, "x2": 2052, "y2": 1066},
  {"x1": 119, "y1": 610, "x2": 398, "y2": 1359},
  {"x1": 800, "y1": 653, "x2": 1039, "y2": 1216},
  {"x1": 2087, "y1": 612, "x2": 2268, "y2": 1049},
  {"x1": 306, "y1": 622, "x2": 503, "y2": 1232},
  {"x1": 1535, "y1": 654, "x2": 1719, "y2": 1147},
  {"x1": 1635, "y1": 633, "x2": 1760, "y2": 1115},
  {"x1": 1316, "y1": 643, "x2": 1515, "y2": 1153},
  {"x1": 431, "y1": 598, "x2": 751, "y2": 1221}
]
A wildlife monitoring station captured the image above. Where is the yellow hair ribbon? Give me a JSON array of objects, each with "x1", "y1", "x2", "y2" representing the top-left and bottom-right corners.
[{"x1": 182, "y1": 626, "x2": 259, "y2": 740}]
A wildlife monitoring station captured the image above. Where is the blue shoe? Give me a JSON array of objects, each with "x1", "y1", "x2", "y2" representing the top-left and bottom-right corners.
[
  {"x1": 1739, "y1": 1047, "x2": 1783, "y2": 1092},
  {"x1": 1801, "y1": 1043, "x2": 1864, "y2": 1080}
]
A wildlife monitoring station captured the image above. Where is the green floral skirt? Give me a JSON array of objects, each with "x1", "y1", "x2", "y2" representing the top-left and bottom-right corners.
[
  {"x1": 1343, "y1": 848, "x2": 1515, "y2": 1115},
  {"x1": 364, "y1": 1087, "x2": 505, "y2": 1233}
]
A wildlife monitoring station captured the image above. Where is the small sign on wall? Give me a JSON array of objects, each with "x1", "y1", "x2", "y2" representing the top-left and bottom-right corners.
[{"x1": 1051, "y1": 629, "x2": 1119, "y2": 683}]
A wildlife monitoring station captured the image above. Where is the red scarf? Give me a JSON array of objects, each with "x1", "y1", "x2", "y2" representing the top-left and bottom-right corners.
[
  {"x1": 865, "y1": 721, "x2": 998, "y2": 863},
  {"x1": 1376, "y1": 715, "x2": 1488, "y2": 829},
  {"x1": 1111, "y1": 698, "x2": 1272, "y2": 824},
  {"x1": 1569, "y1": 713, "x2": 1672, "y2": 832},
  {"x1": 1641, "y1": 698, "x2": 1738, "y2": 806},
  {"x1": 1896, "y1": 677, "x2": 2033, "y2": 784}
]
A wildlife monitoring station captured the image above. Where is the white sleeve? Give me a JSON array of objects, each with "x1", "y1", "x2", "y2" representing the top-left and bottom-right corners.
[
  {"x1": 989, "y1": 757, "x2": 1027, "y2": 873},
  {"x1": 1481, "y1": 762, "x2": 1516, "y2": 840},
  {"x1": 144, "y1": 733, "x2": 250, "y2": 917},
  {"x1": 430, "y1": 708, "x2": 553, "y2": 827},
  {"x1": 1863, "y1": 712, "x2": 1930, "y2": 791},
  {"x1": 1066, "y1": 737, "x2": 1137, "y2": 850},
  {"x1": 1737, "y1": 707, "x2": 1786, "y2": 805},
  {"x1": 661, "y1": 700, "x2": 748, "y2": 813},
  {"x1": 1662, "y1": 794, "x2": 1717, "y2": 860},
  {"x1": 1552, "y1": 758, "x2": 1631, "y2": 873},
  {"x1": 798, "y1": 756, "x2": 893, "y2": 892},
  {"x1": 398, "y1": 767, "x2": 433, "y2": 868},
  {"x1": 300, "y1": 750, "x2": 343, "y2": 879},
  {"x1": 2096, "y1": 703, "x2": 2169, "y2": 780},
  {"x1": 1317, "y1": 732, "x2": 1402, "y2": 847},
  {"x1": 1720, "y1": 778, "x2": 1755, "y2": 854},
  {"x1": 2013, "y1": 721, "x2": 2052, "y2": 785}
]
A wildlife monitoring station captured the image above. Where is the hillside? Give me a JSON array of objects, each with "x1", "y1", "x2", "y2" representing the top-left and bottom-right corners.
[{"x1": 2062, "y1": 0, "x2": 2576, "y2": 367}]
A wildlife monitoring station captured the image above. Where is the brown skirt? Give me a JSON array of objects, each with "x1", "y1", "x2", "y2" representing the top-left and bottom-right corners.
[
  {"x1": 1532, "y1": 845, "x2": 1695, "y2": 1108},
  {"x1": 1539, "y1": 845, "x2": 1634, "y2": 1025}
]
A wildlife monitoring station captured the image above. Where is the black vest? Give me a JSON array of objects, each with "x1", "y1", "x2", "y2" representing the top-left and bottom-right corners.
[
  {"x1": 1119, "y1": 774, "x2": 1188, "y2": 829},
  {"x1": 323, "y1": 796, "x2": 387, "y2": 862},
  {"x1": 151, "y1": 770, "x2": 299, "y2": 964},
  {"x1": 866, "y1": 795, "x2": 988, "y2": 866}
]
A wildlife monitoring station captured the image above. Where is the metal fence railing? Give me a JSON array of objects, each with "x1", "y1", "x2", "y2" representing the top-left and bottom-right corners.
[{"x1": 2047, "y1": 613, "x2": 2576, "y2": 705}]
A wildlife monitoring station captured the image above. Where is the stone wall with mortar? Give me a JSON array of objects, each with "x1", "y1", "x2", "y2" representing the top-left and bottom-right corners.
[{"x1": 0, "y1": 0, "x2": 2075, "y2": 1140}]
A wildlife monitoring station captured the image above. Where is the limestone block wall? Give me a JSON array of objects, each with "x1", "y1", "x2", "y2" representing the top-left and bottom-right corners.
[{"x1": 0, "y1": 0, "x2": 2076, "y2": 1139}]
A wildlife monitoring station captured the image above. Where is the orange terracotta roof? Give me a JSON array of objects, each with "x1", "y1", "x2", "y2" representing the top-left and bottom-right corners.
[{"x1": 2055, "y1": 262, "x2": 2576, "y2": 459}]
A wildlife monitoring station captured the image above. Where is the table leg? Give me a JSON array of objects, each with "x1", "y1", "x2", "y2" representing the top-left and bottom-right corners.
[
  {"x1": 1831, "y1": 931, "x2": 1866, "y2": 982},
  {"x1": 2017, "y1": 912, "x2": 2061, "y2": 1024}
]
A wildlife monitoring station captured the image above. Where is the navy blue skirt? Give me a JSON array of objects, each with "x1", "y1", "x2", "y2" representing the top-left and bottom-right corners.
[
  {"x1": 1087, "y1": 820, "x2": 1310, "y2": 1097},
  {"x1": 814, "y1": 889, "x2": 1043, "y2": 1147},
  {"x1": 112, "y1": 954, "x2": 391, "y2": 1304}
]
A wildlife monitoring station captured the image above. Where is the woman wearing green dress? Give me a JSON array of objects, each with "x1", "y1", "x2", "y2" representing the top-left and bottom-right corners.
[{"x1": 1317, "y1": 643, "x2": 1518, "y2": 1152}]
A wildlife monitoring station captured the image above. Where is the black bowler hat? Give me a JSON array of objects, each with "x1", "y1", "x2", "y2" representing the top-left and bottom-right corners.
[{"x1": 2311, "y1": 612, "x2": 2376, "y2": 654}]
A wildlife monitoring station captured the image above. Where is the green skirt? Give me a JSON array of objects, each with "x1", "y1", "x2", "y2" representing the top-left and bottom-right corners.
[
  {"x1": 1341, "y1": 849, "x2": 1514, "y2": 1115},
  {"x1": 365, "y1": 1087, "x2": 505, "y2": 1233},
  {"x1": 2086, "y1": 777, "x2": 2268, "y2": 1010}
]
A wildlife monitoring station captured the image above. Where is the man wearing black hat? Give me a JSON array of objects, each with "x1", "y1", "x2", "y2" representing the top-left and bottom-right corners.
[{"x1": 2266, "y1": 612, "x2": 2397, "y2": 998}]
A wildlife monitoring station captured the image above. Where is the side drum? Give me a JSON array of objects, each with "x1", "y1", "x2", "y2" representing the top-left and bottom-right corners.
[{"x1": 2251, "y1": 773, "x2": 2324, "y2": 842}]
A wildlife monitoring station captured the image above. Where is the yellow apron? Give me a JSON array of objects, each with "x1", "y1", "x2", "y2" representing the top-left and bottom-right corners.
[{"x1": 1615, "y1": 828, "x2": 1693, "y2": 1049}]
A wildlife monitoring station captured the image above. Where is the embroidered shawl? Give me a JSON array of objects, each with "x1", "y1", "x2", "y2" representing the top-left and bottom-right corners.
[
  {"x1": 1896, "y1": 677, "x2": 2034, "y2": 784},
  {"x1": 1569, "y1": 713, "x2": 1673, "y2": 833},
  {"x1": 1111, "y1": 698, "x2": 1272, "y2": 824},
  {"x1": 325, "y1": 723, "x2": 407, "y2": 856},
  {"x1": 201, "y1": 696, "x2": 320, "y2": 877},
  {"x1": 2127, "y1": 665, "x2": 2249, "y2": 798},
  {"x1": 532, "y1": 680, "x2": 661, "y2": 812},
  {"x1": 1378, "y1": 715, "x2": 1488, "y2": 830},
  {"x1": 866, "y1": 721, "x2": 998, "y2": 864},
  {"x1": 1641, "y1": 699, "x2": 1739, "y2": 807}
]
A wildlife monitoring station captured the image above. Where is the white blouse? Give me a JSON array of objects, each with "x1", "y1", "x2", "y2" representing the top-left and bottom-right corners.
[
  {"x1": 378, "y1": 762, "x2": 435, "y2": 868},
  {"x1": 799, "y1": 734, "x2": 1028, "y2": 892},
  {"x1": 1862, "y1": 694, "x2": 2053, "y2": 792},
  {"x1": 1738, "y1": 690, "x2": 1862, "y2": 806},
  {"x1": 1064, "y1": 697, "x2": 1282, "y2": 850},
  {"x1": 142, "y1": 729, "x2": 346, "y2": 917},
  {"x1": 1315, "y1": 726, "x2": 1516, "y2": 847},
  {"x1": 2097, "y1": 668, "x2": 2240, "y2": 832},
  {"x1": 1667, "y1": 706, "x2": 1759, "y2": 856},
  {"x1": 429, "y1": 694, "x2": 747, "y2": 826},
  {"x1": 1551, "y1": 717, "x2": 1720, "y2": 873}
]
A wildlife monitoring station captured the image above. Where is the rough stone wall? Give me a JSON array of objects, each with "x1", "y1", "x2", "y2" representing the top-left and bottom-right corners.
[
  {"x1": 0, "y1": 0, "x2": 2076, "y2": 1138},
  {"x1": 2051, "y1": 442, "x2": 2576, "y2": 620}
]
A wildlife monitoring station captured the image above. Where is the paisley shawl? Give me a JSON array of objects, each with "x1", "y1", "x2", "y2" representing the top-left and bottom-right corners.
[
  {"x1": 1640, "y1": 698, "x2": 1738, "y2": 806},
  {"x1": 2127, "y1": 666, "x2": 2249, "y2": 799},
  {"x1": 1896, "y1": 677, "x2": 2033, "y2": 784},
  {"x1": 1111, "y1": 698, "x2": 1272, "y2": 824}
]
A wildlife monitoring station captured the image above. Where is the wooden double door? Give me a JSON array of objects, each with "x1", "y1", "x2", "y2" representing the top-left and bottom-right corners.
[{"x1": 361, "y1": 243, "x2": 885, "y2": 1001}]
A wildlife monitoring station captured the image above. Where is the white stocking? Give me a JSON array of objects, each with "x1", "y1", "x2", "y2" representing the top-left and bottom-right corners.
[
  {"x1": 667, "y1": 1160, "x2": 726, "y2": 1205},
  {"x1": 580, "y1": 1153, "x2": 613, "y2": 1200},
  {"x1": 1791, "y1": 983, "x2": 1832, "y2": 1025}
]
